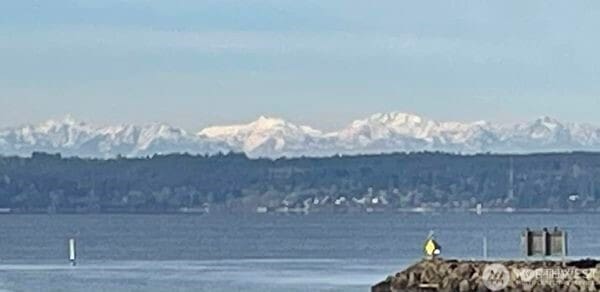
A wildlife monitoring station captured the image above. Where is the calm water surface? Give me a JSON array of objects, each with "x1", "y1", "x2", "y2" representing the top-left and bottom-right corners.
[{"x1": 0, "y1": 213, "x2": 599, "y2": 291}]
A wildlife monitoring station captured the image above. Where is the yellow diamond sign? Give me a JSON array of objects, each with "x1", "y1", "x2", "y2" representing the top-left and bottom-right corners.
[{"x1": 424, "y1": 238, "x2": 441, "y2": 257}]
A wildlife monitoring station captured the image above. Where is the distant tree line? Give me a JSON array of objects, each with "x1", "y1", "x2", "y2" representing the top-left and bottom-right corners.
[{"x1": 0, "y1": 151, "x2": 598, "y2": 213}]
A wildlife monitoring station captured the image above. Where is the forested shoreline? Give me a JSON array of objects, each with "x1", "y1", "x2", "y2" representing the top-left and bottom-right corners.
[{"x1": 0, "y1": 151, "x2": 599, "y2": 213}]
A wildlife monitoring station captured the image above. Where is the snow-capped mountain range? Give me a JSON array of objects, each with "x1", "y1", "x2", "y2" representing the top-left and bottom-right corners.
[{"x1": 2, "y1": 112, "x2": 600, "y2": 158}]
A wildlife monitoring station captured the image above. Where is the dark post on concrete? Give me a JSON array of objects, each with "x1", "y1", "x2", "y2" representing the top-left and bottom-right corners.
[{"x1": 521, "y1": 227, "x2": 568, "y2": 258}]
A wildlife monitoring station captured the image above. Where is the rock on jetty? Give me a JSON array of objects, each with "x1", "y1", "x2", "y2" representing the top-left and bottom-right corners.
[{"x1": 372, "y1": 258, "x2": 600, "y2": 292}]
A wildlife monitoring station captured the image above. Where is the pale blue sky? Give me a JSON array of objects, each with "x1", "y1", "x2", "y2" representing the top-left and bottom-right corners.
[{"x1": 1, "y1": 1, "x2": 600, "y2": 130}]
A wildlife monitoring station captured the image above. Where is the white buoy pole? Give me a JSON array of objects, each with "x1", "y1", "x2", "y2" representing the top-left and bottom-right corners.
[
  {"x1": 69, "y1": 238, "x2": 76, "y2": 266},
  {"x1": 482, "y1": 236, "x2": 488, "y2": 260}
]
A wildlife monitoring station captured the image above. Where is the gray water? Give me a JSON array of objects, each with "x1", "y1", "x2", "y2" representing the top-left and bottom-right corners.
[{"x1": 0, "y1": 213, "x2": 599, "y2": 291}]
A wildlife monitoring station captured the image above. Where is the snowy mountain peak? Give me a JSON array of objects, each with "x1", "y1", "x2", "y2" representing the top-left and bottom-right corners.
[
  {"x1": 472, "y1": 120, "x2": 489, "y2": 127},
  {"x1": 38, "y1": 115, "x2": 88, "y2": 133},
  {"x1": 3, "y1": 112, "x2": 600, "y2": 158},
  {"x1": 60, "y1": 114, "x2": 79, "y2": 125},
  {"x1": 200, "y1": 116, "x2": 319, "y2": 136},
  {"x1": 533, "y1": 116, "x2": 562, "y2": 129},
  {"x1": 0, "y1": 117, "x2": 226, "y2": 158},
  {"x1": 198, "y1": 116, "x2": 323, "y2": 156},
  {"x1": 369, "y1": 112, "x2": 425, "y2": 125},
  {"x1": 338, "y1": 112, "x2": 435, "y2": 143},
  {"x1": 256, "y1": 115, "x2": 283, "y2": 124}
]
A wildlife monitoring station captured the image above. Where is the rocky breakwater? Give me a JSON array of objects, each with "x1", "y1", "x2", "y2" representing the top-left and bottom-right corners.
[{"x1": 372, "y1": 258, "x2": 600, "y2": 292}]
